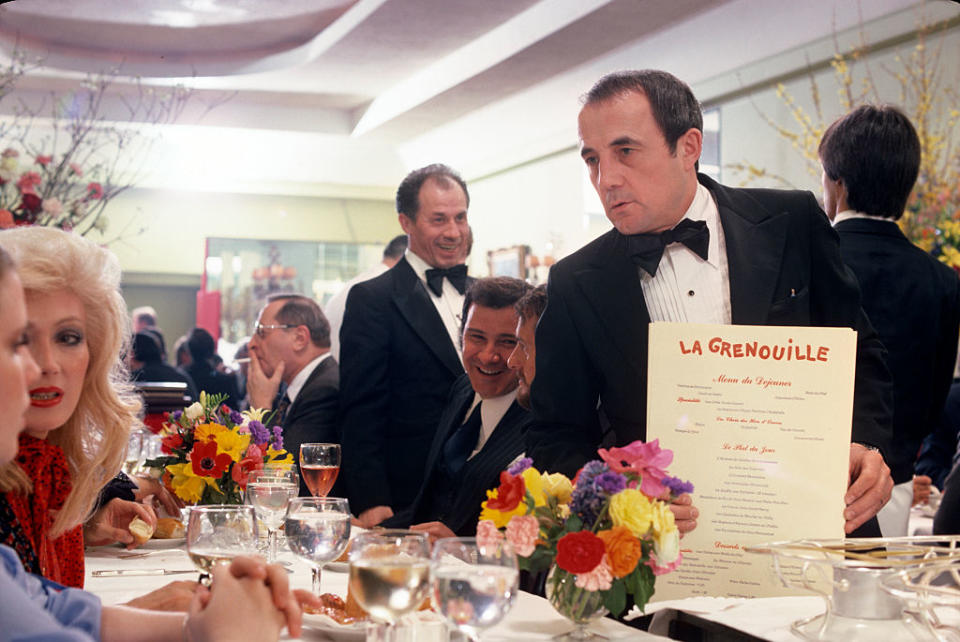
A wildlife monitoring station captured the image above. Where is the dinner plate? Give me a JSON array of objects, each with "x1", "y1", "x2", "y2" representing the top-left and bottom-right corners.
[{"x1": 301, "y1": 612, "x2": 365, "y2": 640}]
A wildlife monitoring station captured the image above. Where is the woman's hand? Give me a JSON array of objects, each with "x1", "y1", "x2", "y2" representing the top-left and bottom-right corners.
[
  {"x1": 84, "y1": 498, "x2": 157, "y2": 548},
  {"x1": 133, "y1": 474, "x2": 183, "y2": 516}
]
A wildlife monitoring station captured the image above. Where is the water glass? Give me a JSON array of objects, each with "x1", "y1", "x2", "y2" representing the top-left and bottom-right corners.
[
  {"x1": 285, "y1": 496, "x2": 351, "y2": 595},
  {"x1": 245, "y1": 468, "x2": 299, "y2": 562},
  {"x1": 299, "y1": 443, "x2": 341, "y2": 497},
  {"x1": 431, "y1": 537, "x2": 518, "y2": 641},
  {"x1": 349, "y1": 530, "x2": 431, "y2": 642},
  {"x1": 185, "y1": 505, "x2": 259, "y2": 585}
]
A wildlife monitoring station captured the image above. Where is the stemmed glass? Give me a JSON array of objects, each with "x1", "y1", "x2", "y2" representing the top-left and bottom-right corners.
[
  {"x1": 299, "y1": 443, "x2": 341, "y2": 497},
  {"x1": 349, "y1": 530, "x2": 431, "y2": 642},
  {"x1": 245, "y1": 467, "x2": 299, "y2": 563},
  {"x1": 285, "y1": 497, "x2": 351, "y2": 596},
  {"x1": 431, "y1": 537, "x2": 519, "y2": 641},
  {"x1": 185, "y1": 505, "x2": 259, "y2": 585}
]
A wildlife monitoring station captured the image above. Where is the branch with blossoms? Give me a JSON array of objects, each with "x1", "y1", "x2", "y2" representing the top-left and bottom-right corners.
[{"x1": 477, "y1": 440, "x2": 694, "y2": 616}]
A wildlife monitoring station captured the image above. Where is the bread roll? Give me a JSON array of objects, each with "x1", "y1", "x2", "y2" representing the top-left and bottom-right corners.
[
  {"x1": 128, "y1": 516, "x2": 155, "y2": 545},
  {"x1": 153, "y1": 517, "x2": 185, "y2": 539}
]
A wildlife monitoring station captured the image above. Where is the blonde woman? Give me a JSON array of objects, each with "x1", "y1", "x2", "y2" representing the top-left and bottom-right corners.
[{"x1": 0, "y1": 227, "x2": 154, "y2": 587}]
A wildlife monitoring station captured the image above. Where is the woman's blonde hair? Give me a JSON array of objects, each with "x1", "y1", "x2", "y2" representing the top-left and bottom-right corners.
[{"x1": 0, "y1": 227, "x2": 141, "y2": 535}]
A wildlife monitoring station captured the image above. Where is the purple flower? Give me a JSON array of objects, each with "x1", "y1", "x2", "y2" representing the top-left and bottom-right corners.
[
  {"x1": 663, "y1": 475, "x2": 694, "y2": 496},
  {"x1": 249, "y1": 420, "x2": 270, "y2": 446},
  {"x1": 229, "y1": 410, "x2": 244, "y2": 425},
  {"x1": 271, "y1": 426, "x2": 283, "y2": 451},
  {"x1": 170, "y1": 410, "x2": 182, "y2": 422},
  {"x1": 508, "y1": 457, "x2": 533, "y2": 476},
  {"x1": 575, "y1": 460, "x2": 608, "y2": 486},
  {"x1": 570, "y1": 483, "x2": 604, "y2": 526},
  {"x1": 594, "y1": 471, "x2": 627, "y2": 495}
]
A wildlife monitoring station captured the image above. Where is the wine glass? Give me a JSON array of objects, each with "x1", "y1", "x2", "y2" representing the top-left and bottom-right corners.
[
  {"x1": 299, "y1": 443, "x2": 341, "y2": 497},
  {"x1": 185, "y1": 505, "x2": 259, "y2": 585},
  {"x1": 431, "y1": 537, "x2": 518, "y2": 641},
  {"x1": 284, "y1": 496, "x2": 351, "y2": 596},
  {"x1": 349, "y1": 530, "x2": 431, "y2": 642},
  {"x1": 123, "y1": 429, "x2": 143, "y2": 475},
  {"x1": 245, "y1": 468, "x2": 299, "y2": 563}
]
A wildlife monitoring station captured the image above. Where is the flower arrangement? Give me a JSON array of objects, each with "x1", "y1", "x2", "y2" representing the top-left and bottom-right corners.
[
  {"x1": 145, "y1": 392, "x2": 293, "y2": 505},
  {"x1": 0, "y1": 147, "x2": 109, "y2": 234},
  {"x1": 476, "y1": 440, "x2": 693, "y2": 619}
]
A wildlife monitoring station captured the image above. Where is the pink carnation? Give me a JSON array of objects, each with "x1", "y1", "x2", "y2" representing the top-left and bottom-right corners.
[
  {"x1": 574, "y1": 554, "x2": 613, "y2": 591},
  {"x1": 35, "y1": 155, "x2": 52, "y2": 166},
  {"x1": 598, "y1": 439, "x2": 673, "y2": 498},
  {"x1": 476, "y1": 520, "x2": 503, "y2": 550},
  {"x1": 16, "y1": 171, "x2": 41, "y2": 194},
  {"x1": 505, "y1": 514, "x2": 539, "y2": 556},
  {"x1": 69, "y1": 162, "x2": 83, "y2": 176}
]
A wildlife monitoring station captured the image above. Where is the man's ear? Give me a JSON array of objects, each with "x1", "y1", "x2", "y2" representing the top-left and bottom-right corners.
[
  {"x1": 292, "y1": 325, "x2": 311, "y2": 350},
  {"x1": 677, "y1": 128, "x2": 703, "y2": 171},
  {"x1": 398, "y1": 213, "x2": 415, "y2": 235}
]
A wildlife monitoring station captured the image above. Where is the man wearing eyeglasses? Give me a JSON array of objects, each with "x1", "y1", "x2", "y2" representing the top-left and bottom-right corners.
[{"x1": 248, "y1": 293, "x2": 339, "y2": 496}]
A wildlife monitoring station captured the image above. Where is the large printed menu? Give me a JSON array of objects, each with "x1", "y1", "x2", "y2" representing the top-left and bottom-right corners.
[{"x1": 646, "y1": 323, "x2": 856, "y2": 600}]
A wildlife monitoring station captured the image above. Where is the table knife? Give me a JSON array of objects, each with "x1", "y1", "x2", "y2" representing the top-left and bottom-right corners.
[{"x1": 91, "y1": 569, "x2": 196, "y2": 577}]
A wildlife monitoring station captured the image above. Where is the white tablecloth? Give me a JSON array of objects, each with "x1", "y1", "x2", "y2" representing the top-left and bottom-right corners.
[{"x1": 84, "y1": 543, "x2": 660, "y2": 641}]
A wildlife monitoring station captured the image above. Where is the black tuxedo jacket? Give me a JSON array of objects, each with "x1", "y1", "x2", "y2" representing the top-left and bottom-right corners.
[
  {"x1": 529, "y1": 175, "x2": 893, "y2": 477},
  {"x1": 274, "y1": 356, "x2": 340, "y2": 496},
  {"x1": 836, "y1": 218, "x2": 960, "y2": 483},
  {"x1": 339, "y1": 257, "x2": 469, "y2": 514},
  {"x1": 388, "y1": 374, "x2": 532, "y2": 535}
]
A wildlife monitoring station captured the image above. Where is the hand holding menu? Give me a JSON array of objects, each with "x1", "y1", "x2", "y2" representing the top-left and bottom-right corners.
[{"x1": 646, "y1": 322, "x2": 856, "y2": 600}]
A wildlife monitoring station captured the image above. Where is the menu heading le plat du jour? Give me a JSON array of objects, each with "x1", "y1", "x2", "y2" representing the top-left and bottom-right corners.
[{"x1": 646, "y1": 323, "x2": 856, "y2": 601}]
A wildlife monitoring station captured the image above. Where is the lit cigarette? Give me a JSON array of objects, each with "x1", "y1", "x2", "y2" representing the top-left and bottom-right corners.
[{"x1": 234, "y1": 358, "x2": 251, "y2": 364}]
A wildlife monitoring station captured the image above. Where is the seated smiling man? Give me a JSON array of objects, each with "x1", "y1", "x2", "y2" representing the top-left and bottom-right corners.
[{"x1": 385, "y1": 277, "x2": 532, "y2": 540}]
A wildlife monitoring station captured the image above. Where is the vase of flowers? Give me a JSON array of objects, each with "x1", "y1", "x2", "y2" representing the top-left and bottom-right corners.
[
  {"x1": 476, "y1": 440, "x2": 693, "y2": 639},
  {"x1": 144, "y1": 391, "x2": 293, "y2": 505}
]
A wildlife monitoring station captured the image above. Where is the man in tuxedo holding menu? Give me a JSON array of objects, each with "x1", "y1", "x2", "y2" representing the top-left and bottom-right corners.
[
  {"x1": 528, "y1": 70, "x2": 894, "y2": 535},
  {"x1": 340, "y1": 164, "x2": 472, "y2": 527}
]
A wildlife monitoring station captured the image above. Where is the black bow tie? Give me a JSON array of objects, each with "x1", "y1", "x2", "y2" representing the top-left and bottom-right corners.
[
  {"x1": 425, "y1": 264, "x2": 468, "y2": 297},
  {"x1": 626, "y1": 219, "x2": 710, "y2": 277}
]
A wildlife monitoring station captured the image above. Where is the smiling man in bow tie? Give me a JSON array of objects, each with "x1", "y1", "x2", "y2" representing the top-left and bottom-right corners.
[
  {"x1": 528, "y1": 69, "x2": 895, "y2": 536},
  {"x1": 340, "y1": 164, "x2": 472, "y2": 527}
]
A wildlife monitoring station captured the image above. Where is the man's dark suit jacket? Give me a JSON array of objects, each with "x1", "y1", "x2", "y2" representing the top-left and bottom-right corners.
[
  {"x1": 387, "y1": 374, "x2": 531, "y2": 536},
  {"x1": 529, "y1": 174, "x2": 893, "y2": 478},
  {"x1": 339, "y1": 257, "x2": 467, "y2": 515},
  {"x1": 132, "y1": 362, "x2": 198, "y2": 401},
  {"x1": 274, "y1": 356, "x2": 339, "y2": 497},
  {"x1": 185, "y1": 363, "x2": 243, "y2": 411},
  {"x1": 836, "y1": 217, "x2": 960, "y2": 484}
]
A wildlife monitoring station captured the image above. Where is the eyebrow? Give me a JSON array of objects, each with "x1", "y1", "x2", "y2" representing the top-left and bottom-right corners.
[{"x1": 580, "y1": 136, "x2": 642, "y2": 159}]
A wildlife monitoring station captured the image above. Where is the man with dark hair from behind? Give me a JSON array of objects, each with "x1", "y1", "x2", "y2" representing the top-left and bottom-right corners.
[
  {"x1": 820, "y1": 104, "x2": 960, "y2": 536},
  {"x1": 247, "y1": 293, "x2": 339, "y2": 496},
  {"x1": 325, "y1": 234, "x2": 408, "y2": 360},
  {"x1": 529, "y1": 69, "x2": 894, "y2": 537},
  {"x1": 340, "y1": 164, "x2": 472, "y2": 527},
  {"x1": 385, "y1": 277, "x2": 532, "y2": 539},
  {"x1": 184, "y1": 327, "x2": 243, "y2": 410}
]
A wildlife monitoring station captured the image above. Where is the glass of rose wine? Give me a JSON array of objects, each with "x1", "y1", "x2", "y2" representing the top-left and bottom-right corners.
[
  {"x1": 185, "y1": 505, "x2": 259, "y2": 585},
  {"x1": 299, "y1": 443, "x2": 340, "y2": 497},
  {"x1": 349, "y1": 530, "x2": 431, "y2": 642}
]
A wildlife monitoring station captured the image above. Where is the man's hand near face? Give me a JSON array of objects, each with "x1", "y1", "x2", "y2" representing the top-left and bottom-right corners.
[{"x1": 246, "y1": 351, "x2": 284, "y2": 411}]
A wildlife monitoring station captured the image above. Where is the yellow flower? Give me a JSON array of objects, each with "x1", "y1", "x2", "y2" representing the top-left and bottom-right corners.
[
  {"x1": 650, "y1": 500, "x2": 676, "y2": 537},
  {"x1": 609, "y1": 488, "x2": 653, "y2": 537},
  {"x1": 242, "y1": 407, "x2": 269, "y2": 423},
  {"x1": 166, "y1": 462, "x2": 216, "y2": 503},
  {"x1": 479, "y1": 468, "x2": 546, "y2": 528},
  {"x1": 195, "y1": 422, "x2": 227, "y2": 442},
  {"x1": 541, "y1": 472, "x2": 573, "y2": 504},
  {"x1": 214, "y1": 429, "x2": 250, "y2": 461},
  {"x1": 265, "y1": 447, "x2": 293, "y2": 463},
  {"x1": 522, "y1": 468, "x2": 547, "y2": 507}
]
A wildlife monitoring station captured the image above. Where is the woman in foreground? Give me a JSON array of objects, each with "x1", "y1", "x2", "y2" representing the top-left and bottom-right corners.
[
  {"x1": 0, "y1": 226, "x2": 161, "y2": 587},
  {"x1": 0, "y1": 240, "x2": 304, "y2": 641}
]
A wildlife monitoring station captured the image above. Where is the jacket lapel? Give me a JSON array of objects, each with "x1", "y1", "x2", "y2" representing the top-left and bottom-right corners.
[
  {"x1": 392, "y1": 258, "x2": 462, "y2": 375},
  {"x1": 573, "y1": 230, "x2": 650, "y2": 374},
  {"x1": 284, "y1": 356, "x2": 335, "y2": 422},
  {"x1": 703, "y1": 176, "x2": 789, "y2": 325}
]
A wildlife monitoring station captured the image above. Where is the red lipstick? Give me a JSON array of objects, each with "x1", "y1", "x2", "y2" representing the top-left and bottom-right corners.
[{"x1": 29, "y1": 387, "x2": 63, "y2": 408}]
